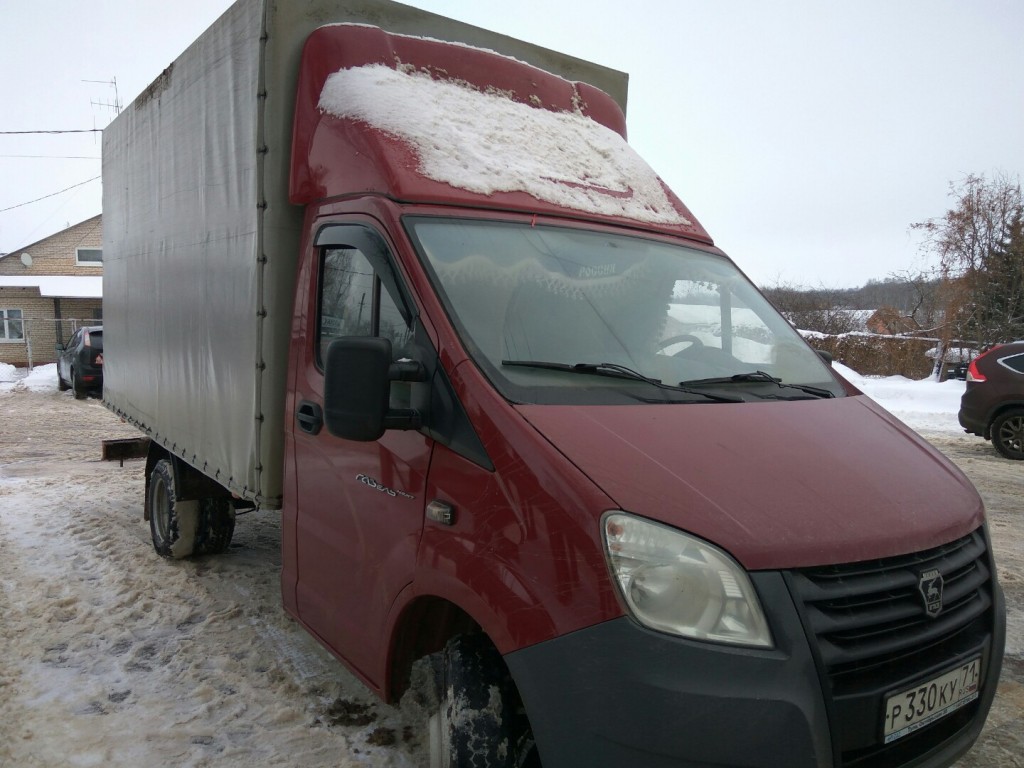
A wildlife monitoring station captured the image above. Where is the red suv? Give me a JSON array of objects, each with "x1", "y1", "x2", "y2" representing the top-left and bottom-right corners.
[{"x1": 958, "y1": 341, "x2": 1024, "y2": 459}]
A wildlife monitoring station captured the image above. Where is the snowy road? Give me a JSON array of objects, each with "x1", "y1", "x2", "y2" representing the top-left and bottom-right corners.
[
  {"x1": 0, "y1": 393, "x2": 432, "y2": 767},
  {"x1": 1, "y1": 388, "x2": 1021, "y2": 767}
]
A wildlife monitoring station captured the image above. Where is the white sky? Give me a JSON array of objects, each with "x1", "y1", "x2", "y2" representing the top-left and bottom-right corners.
[{"x1": 1, "y1": 0, "x2": 1021, "y2": 288}]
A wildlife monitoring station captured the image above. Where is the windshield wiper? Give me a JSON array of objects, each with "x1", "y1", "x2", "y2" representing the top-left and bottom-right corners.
[
  {"x1": 502, "y1": 360, "x2": 743, "y2": 402},
  {"x1": 679, "y1": 370, "x2": 834, "y2": 399}
]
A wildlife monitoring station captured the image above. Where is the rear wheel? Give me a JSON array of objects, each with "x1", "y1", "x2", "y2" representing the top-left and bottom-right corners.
[
  {"x1": 428, "y1": 634, "x2": 535, "y2": 768},
  {"x1": 197, "y1": 497, "x2": 236, "y2": 554},
  {"x1": 991, "y1": 408, "x2": 1024, "y2": 460},
  {"x1": 71, "y1": 368, "x2": 86, "y2": 399},
  {"x1": 148, "y1": 459, "x2": 199, "y2": 558}
]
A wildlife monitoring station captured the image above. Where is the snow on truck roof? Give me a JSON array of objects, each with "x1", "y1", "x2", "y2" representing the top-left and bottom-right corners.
[
  {"x1": 318, "y1": 64, "x2": 692, "y2": 227},
  {"x1": 291, "y1": 24, "x2": 705, "y2": 237}
]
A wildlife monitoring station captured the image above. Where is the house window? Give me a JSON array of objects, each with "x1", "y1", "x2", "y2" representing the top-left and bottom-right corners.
[
  {"x1": 1, "y1": 308, "x2": 24, "y2": 341},
  {"x1": 76, "y1": 247, "x2": 103, "y2": 265}
]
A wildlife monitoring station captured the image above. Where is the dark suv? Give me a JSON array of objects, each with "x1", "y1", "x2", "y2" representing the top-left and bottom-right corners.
[
  {"x1": 56, "y1": 326, "x2": 104, "y2": 399},
  {"x1": 958, "y1": 341, "x2": 1024, "y2": 459}
]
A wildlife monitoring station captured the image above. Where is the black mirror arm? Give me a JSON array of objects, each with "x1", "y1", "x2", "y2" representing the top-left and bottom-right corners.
[
  {"x1": 389, "y1": 360, "x2": 428, "y2": 382},
  {"x1": 384, "y1": 408, "x2": 422, "y2": 431}
]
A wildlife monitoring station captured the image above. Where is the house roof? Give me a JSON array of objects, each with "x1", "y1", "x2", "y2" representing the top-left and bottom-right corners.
[
  {"x1": 0, "y1": 214, "x2": 102, "y2": 259},
  {"x1": 0, "y1": 275, "x2": 102, "y2": 298}
]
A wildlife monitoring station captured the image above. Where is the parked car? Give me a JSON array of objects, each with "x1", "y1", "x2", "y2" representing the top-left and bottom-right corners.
[
  {"x1": 958, "y1": 341, "x2": 1024, "y2": 459},
  {"x1": 56, "y1": 326, "x2": 104, "y2": 399}
]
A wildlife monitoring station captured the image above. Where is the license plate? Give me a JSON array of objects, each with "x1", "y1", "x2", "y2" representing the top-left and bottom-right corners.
[{"x1": 883, "y1": 658, "x2": 981, "y2": 744}]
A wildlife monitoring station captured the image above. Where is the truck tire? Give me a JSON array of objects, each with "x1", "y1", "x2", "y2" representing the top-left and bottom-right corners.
[
  {"x1": 991, "y1": 408, "x2": 1024, "y2": 460},
  {"x1": 57, "y1": 371, "x2": 69, "y2": 392},
  {"x1": 428, "y1": 635, "x2": 534, "y2": 768},
  {"x1": 197, "y1": 497, "x2": 236, "y2": 554},
  {"x1": 148, "y1": 459, "x2": 200, "y2": 558}
]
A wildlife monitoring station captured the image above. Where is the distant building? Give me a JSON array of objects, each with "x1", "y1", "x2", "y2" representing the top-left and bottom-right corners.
[
  {"x1": 0, "y1": 215, "x2": 102, "y2": 367},
  {"x1": 866, "y1": 306, "x2": 920, "y2": 336}
]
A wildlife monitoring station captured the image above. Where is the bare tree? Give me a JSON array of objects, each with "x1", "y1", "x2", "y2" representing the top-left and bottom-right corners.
[
  {"x1": 913, "y1": 173, "x2": 1024, "y2": 355},
  {"x1": 761, "y1": 282, "x2": 863, "y2": 335}
]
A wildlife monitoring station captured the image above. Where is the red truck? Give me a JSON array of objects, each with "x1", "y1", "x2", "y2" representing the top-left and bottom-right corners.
[{"x1": 103, "y1": 1, "x2": 1005, "y2": 766}]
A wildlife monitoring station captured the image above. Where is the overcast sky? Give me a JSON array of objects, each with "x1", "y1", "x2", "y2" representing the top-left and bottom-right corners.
[{"x1": 1, "y1": 0, "x2": 1021, "y2": 288}]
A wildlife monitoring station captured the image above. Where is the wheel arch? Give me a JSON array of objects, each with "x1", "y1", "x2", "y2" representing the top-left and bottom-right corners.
[
  {"x1": 143, "y1": 443, "x2": 232, "y2": 521},
  {"x1": 385, "y1": 594, "x2": 481, "y2": 702},
  {"x1": 985, "y1": 400, "x2": 1024, "y2": 438},
  {"x1": 383, "y1": 561, "x2": 559, "y2": 704}
]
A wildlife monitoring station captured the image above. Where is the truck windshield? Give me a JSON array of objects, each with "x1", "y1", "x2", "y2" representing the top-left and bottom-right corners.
[{"x1": 406, "y1": 218, "x2": 845, "y2": 405}]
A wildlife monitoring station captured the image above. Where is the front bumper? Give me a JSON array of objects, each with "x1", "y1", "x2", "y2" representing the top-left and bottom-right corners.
[{"x1": 505, "y1": 568, "x2": 1004, "y2": 768}]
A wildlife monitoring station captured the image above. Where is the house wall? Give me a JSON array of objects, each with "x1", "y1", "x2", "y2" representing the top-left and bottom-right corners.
[
  {"x1": 0, "y1": 291, "x2": 102, "y2": 366},
  {"x1": 0, "y1": 215, "x2": 103, "y2": 367},
  {"x1": 0, "y1": 215, "x2": 103, "y2": 276}
]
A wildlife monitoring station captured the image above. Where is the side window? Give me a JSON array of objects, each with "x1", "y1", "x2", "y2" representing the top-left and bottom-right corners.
[
  {"x1": 318, "y1": 248, "x2": 412, "y2": 361},
  {"x1": 316, "y1": 228, "x2": 416, "y2": 407},
  {"x1": 1000, "y1": 353, "x2": 1024, "y2": 374},
  {"x1": 1, "y1": 308, "x2": 24, "y2": 341}
]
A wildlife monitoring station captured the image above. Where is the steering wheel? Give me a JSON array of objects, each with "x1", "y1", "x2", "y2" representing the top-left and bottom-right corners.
[{"x1": 656, "y1": 334, "x2": 704, "y2": 356}]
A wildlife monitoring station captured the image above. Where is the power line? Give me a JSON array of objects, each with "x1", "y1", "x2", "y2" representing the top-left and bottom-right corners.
[
  {"x1": 0, "y1": 129, "x2": 103, "y2": 135},
  {"x1": 0, "y1": 177, "x2": 100, "y2": 214}
]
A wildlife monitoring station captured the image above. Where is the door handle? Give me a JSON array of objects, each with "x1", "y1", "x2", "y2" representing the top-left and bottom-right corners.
[{"x1": 296, "y1": 401, "x2": 324, "y2": 435}]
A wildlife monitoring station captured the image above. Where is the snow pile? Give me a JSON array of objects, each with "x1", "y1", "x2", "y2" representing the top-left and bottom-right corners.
[
  {"x1": 836, "y1": 362, "x2": 966, "y2": 436},
  {"x1": 0, "y1": 362, "x2": 59, "y2": 393},
  {"x1": 318, "y1": 64, "x2": 690, "y2": 226},
  {"x1": 21, "y1": 362, "x2": 59, "y2": 392}
]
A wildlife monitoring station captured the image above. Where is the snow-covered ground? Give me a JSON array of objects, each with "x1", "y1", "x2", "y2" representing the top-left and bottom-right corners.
[{"x1": 1, "y1": 364, "x2": 1020, "y2": 767}]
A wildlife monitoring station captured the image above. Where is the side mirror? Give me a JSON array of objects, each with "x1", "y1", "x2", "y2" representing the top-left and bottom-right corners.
[
  {"x1": 323, "y1": 337, "x2": 426, "y2": 441},
  {"x1": 55, "y1": 343, "x2": 65, "y2": 352},
  {"x1": 816, "y1": 350, "x2": 834, "y2": 366}
]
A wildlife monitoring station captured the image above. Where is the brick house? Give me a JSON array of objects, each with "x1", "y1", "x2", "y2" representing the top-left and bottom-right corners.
[{"x1": 0, "y1": 215, "x2": 103, "y2": 367}]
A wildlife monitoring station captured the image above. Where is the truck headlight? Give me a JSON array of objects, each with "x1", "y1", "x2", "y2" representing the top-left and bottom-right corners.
[{"x1": 603, "y1": 512, "x2": 772, "y2": 648}]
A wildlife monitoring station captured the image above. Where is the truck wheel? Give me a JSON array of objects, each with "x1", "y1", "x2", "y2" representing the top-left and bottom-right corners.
[
  {"x1": 428, "y1": 635, "x2": 533, "y2": 768},
  {"x1": 57, "y1": 372, "x2": 69, "y2": 392},
  {"x1": 992, "y1": 408, "x2": 1024, "y2": 460},
  {"x1": 197, "y1": 497, "x2": 236, "y2": 554},
  {"x1": 71, "y1": 368, "x2": 86, "y2": 399},
  {"x1": 148, "y1": 459, "x2": 200, "y2": 558}
]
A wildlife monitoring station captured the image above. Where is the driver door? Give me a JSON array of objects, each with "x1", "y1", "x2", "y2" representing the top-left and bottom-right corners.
[{"x1": 290, "y1": 223, "x2": 432, "y2": 681}]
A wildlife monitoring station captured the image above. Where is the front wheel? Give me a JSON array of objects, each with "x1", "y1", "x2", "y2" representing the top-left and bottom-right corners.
[
  {"x1": 991, "y1": 408, "x2": 1024, "y2": 460},
  {"x1": 428, "y1": 635, "x2": 536, "y2": 768}
]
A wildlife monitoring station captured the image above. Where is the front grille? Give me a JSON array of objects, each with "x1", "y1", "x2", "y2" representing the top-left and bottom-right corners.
[{"x1": 788, "y1": 528, "x2": 995, "y2": 767}]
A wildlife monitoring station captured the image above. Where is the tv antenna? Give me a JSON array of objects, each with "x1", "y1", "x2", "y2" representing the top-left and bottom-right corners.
[{"x1": 84, "y1": 77, "x2": 122, "y2": 116}]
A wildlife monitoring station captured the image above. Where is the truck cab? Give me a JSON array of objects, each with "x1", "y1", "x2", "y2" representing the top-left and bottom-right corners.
[{"x1": 279, "y1": 24, "x2": 1005, "y2": 768}]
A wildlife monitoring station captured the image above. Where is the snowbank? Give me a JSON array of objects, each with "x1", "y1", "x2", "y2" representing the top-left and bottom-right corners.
[
  {"x1": 835, "y1": 362, "x2": 966, "y2": 436},
  {"x1": 0, "y1": 362, "x2": 59, "y2": 393}
]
